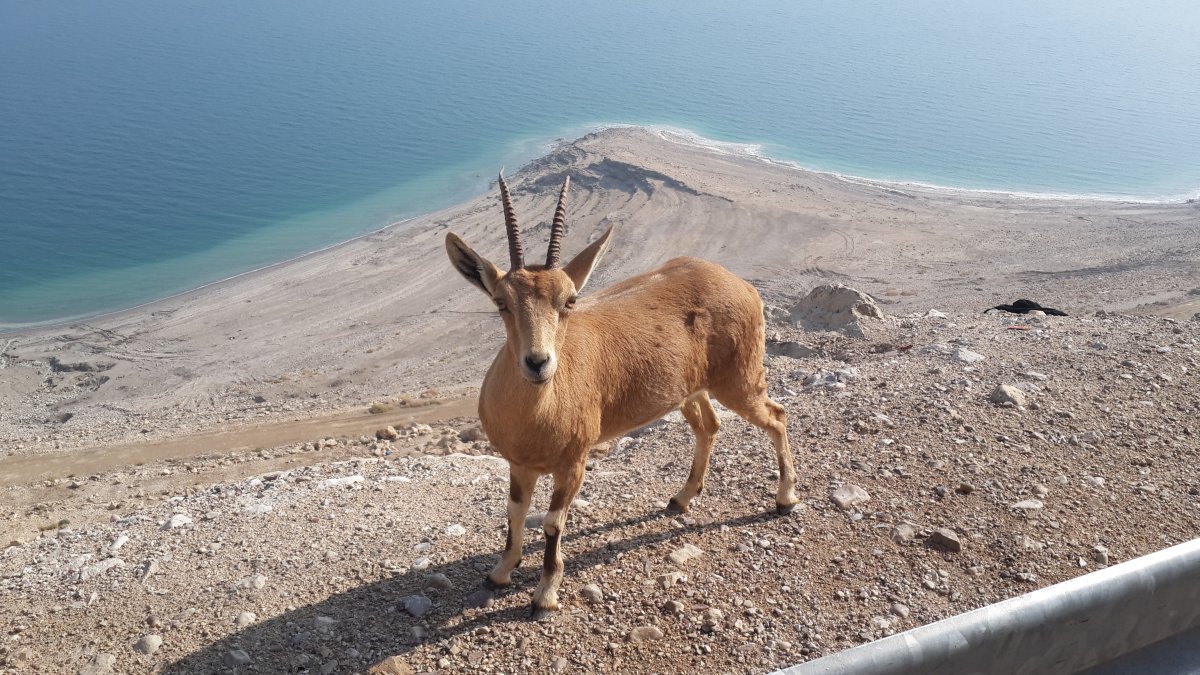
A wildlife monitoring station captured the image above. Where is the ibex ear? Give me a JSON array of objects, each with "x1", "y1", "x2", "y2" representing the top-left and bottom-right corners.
[
  {"x1": 562, "y1": 226, "x2": 614, "y2": 291},
  {"x1": 446, "y1": 233, "x2": 503, "y2": 295}
]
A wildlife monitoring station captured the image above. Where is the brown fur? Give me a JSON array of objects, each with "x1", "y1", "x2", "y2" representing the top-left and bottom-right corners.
[{"x1": 446, "y1": 179, "x2": 797, "y2": 616}]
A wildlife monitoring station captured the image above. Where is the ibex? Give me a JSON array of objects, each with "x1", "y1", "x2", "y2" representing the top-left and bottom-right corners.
[{"x1": 445, "y1": 172, "x2": 797, "y2": 618}]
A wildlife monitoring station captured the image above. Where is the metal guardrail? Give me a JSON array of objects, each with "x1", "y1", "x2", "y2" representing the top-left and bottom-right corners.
[{"x1": 774, "y1": 538, "x2": 1200, "y2": 675}]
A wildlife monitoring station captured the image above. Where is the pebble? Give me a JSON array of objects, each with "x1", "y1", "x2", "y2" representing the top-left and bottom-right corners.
[
  {"x1": 162, "y1": 513, "x2": 192, "y2": 530},
  {"x1": 109, "y1": 534, "x2": 129, "y2": 554},
  {"x1": 989, "y1": 384, "x2": 1026, "y2": 407},
  {"x1": 424, "y1": 573, "x2": 454, "y2": 591},
  {"x1": 662, "y1": 600, "x2": 685, "y2": 615},
  {"x1": 412, "y1": 557, "x2": 432, "y2": 571},
  {"x1": 1011, "y1": 499, "x2": 1044, "y2": 512},
  {"x1": 1093, "y1": 546, "x2": 1110, "y2": 565},
  {"x1": 413, "y1": 541, "x2": 433, "y2": 554},
  {"x1": 668, "y1": 543, "x2": 704, "y2": 565},
  {"x1": 658, "y1": 571, "x2": 686, "y2": 589},
  {"x1": 368, "y1": 656, "x2": 415, "y2": 674},
  {"x1": 81, "y1": 558, "x2": 125, "y2": 581},
  {"x1": 234, "y1": 611, "x2": 257, "y2": 627},
  {"x1": 318, "y1": 475, "x2": 364, "y2": 489},
  {"x1": 627, "y1": 625, "x2": 665, "y2": 643},
  {"x1": 890, "y1": 522, "x2": 919, "y2": 544},
  {"x1": 133, "y1": 634, "x2": 162, "y2": 656},
  {"x1": 953, "y1": 348, "x2": 985, "y2": 364},
  {"x1": 463, "y1": 589, "x2": 494, "y2": 609},
  {"x1": 225, "y1": 649, "x2": 252, "y2": 667},
  {"x1": 890, "y1": 602, "x2": 910, "y2": 619},
  {"x1": 580, "y1": 584, "x2": 604, "y2": 604},
  {"x1": 1032, "y1": 484, "x2": 1049, "y2": 498},
  {"x1": 552, "y1": 656, "x2": 570, "y2": 672},
  {"x1": 830, "y1": 484, "x2": 871, "y2": 510},
  {"x1": 928, "y1": 528, "x2": 962, "y2": 553},
  {"x1": 445, "y1": 523, "x2": 466, "y2": 536},
  {"x1": 403, "y1": 594, "x2": 433, "y2": 618},
  {"x1": 79, "y1": 653, "x2": 117, "y2": 675},
  {"x1": 314, "y1": 615, "x2": 338, "y2": 631},
  {"x1": 235, "y1": 574, "x2": 267, "y2": 591}
]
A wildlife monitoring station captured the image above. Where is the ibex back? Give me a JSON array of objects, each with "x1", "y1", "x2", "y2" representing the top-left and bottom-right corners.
[{"x1": 446, "y1": 172, "x2": 798, "y2": 619}]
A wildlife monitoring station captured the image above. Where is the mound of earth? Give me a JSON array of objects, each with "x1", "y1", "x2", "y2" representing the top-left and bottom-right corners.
[{"x1": 788, "y1": 284, "x2": 884, "y2": 338}]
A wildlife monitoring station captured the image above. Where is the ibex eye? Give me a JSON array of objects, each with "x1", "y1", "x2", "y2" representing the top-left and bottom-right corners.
[{"x1": 494, "y1": 299, "x2": 507, "y2": 312}]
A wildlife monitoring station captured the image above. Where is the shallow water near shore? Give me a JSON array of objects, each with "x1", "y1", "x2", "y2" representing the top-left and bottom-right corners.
[{"x1": 2, "y1": 0, "x2": 1198, "y2": 326}]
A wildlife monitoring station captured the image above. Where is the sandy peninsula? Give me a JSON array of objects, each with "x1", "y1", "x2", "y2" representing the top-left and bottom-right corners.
[{"x1": 1, "y1": 127, "x2": 1198, "y2": 674}]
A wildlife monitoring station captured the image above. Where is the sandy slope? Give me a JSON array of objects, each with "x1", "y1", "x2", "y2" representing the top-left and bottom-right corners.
[{"x1": 2, "y1": 127, "x2": 1198, "y2": 456}]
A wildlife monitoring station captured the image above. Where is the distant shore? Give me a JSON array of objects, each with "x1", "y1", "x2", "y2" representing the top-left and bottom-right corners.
[
  {"x1": 2, "y1": 125, "x2": 1198, "y2": 456},
  {"x1": 5, "y1": 124, "x2": 1197, "y2": 334}
]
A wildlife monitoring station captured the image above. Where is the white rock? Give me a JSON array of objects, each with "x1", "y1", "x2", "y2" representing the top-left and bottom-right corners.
[
  {"x1": 109, "y1": 534, "x2": 129, "y2": 554},
  {"x1": 235, "y1": 574, "x2": 267, "y2": 590},
  {"x1": 1011, "y1": 499, "x2": 1044, "y2": 511},
  {"x1": 80, "y1": 558, "x2": 124, "y2": 581},
  {"x1": 444, "y1": 523, "x2": 466, "y2": 536},
  {"x1": 830, "y1": 484, "x2": 870, "y2": 510},
  {"x1": 133, "y1": 634, "x2": 162, "y2": 656},
  {"x1": 953, "y1": 348, "x2": 985, "y2": 364},
  {"x1": 234, "y1": 611, "x2": 257, "y2": 627},
  {"x1": 580, "y1": 584, "x2": 604, "y2": 604},
  {"x1": 318, "y1": 475, "x2": 364, "y2": 489},
  {"x1": 989, "y1": 384, "x2": 1026, "y2": 406},
  {"x1": 667, "y1": 543, "x2": 705, "y2": 566},
  {"x1": 162, "y1": 514, "x2": 192, "y2": 530}
]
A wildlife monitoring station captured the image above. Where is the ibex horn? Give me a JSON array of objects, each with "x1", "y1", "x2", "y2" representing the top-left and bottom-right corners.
[
  {"x1": 546, "y1": 175, "x2": 570, "y2": 267},
  {"x1": 497, "y1": 170, "x2": 523, "y2": 270}
]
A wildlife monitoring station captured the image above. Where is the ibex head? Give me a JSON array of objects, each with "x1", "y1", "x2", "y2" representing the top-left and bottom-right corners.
[{"x1": 446, "y1": 172, "x2": 614, "y2": 384}]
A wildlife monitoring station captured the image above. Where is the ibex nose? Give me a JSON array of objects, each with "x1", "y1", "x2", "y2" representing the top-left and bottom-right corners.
[{"x1": 524, "y1": 353, "x2": 551, "y2": 373}]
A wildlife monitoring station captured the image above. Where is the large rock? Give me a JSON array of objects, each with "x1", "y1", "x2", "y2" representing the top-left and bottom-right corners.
[{"x1": 788, "y1": 284, "x2": 884, "y2": 338}]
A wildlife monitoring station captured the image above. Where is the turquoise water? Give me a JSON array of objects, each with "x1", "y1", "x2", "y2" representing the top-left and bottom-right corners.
[{"x1": 2, "y1": 0, "x2": 1198, "y2": 327}]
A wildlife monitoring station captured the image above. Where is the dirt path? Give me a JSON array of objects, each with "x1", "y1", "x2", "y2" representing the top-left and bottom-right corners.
[{"x1": 0, "y1": 397, "x2": 476, "y2": 487}]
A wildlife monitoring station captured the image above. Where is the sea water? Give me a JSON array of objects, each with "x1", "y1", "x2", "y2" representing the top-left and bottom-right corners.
[{"x1": 2, "y1": 0, "x2": 1198, "y2": 327}]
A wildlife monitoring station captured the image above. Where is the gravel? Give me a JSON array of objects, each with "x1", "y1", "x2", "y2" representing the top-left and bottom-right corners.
[{"x1": 1, "y1": 312, "x2": 1197, "y2": 674}]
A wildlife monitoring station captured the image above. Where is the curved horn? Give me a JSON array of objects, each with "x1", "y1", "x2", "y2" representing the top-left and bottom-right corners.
[
  {"x1": 497, "y1": 170, "x2": 523, "y2": 270},
  {"x1": 546, "y1": 175, "x2": 570, "y2": 267}
]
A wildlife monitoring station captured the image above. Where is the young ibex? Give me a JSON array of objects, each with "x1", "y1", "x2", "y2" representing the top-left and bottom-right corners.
[{"x1": 445, "y1": 172, "x2": 797, "y2": 618}]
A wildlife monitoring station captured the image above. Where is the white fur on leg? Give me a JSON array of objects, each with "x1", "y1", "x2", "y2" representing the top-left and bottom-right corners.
[{"x1": 489, "y1": 498, "x2": 528, "y2": 586}]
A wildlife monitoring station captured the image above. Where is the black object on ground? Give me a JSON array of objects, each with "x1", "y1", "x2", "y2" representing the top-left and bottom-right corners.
[{"x1": 985, "y1": 299, "x2": 1068, "y2": 316}]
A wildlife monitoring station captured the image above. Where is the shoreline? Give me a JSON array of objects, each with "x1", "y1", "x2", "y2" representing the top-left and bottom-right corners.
[
  {"x1": 1, "y1": 125, "x2": 1197, "y2": 457},
  {"x1": 4, "y1": 124, "x2": 1197, "y2": 333}
]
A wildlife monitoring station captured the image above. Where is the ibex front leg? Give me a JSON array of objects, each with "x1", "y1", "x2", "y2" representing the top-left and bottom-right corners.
[
  {"x1": 531, "y1": 462, "x2": 585, "y2": 620},
  {"x1": 487, "y1": 465, "x2": 538, "y2": 588}
]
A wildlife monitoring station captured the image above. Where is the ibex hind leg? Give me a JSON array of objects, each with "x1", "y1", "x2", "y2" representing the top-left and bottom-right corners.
[
  {"x1": 668, "y1": 391, "x2": 721, "y2": 514},
  {"x1": 713, "y1": 382, "x2": 798, "y2": 514}
]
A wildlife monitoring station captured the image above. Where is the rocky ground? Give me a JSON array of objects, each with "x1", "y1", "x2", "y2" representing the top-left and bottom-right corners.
[{"x1": 3, "y1": 307, "x2": 1198, "y2": 674}]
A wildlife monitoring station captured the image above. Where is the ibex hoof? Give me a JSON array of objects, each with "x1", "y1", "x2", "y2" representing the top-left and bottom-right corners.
[
  {"x1": 775, "y1": 502, "x2": 797, "y2": 516},
  {"x1": 529, "y1": 603, "x2": 556, "y2": 622},
  {"x1": 483, "y1": 576, "x2": 509, "y2": 591},
  {"x1": 666, "y1": 497, "x2": 687, "y2": 514}
]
